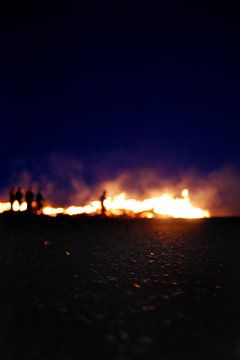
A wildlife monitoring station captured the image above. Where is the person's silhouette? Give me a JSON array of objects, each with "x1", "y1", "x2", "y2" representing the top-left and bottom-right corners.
[
  {"x1": 100, "y1": 190, "x2": 107, "y2": 216},
  {"x1": 36, "y1": 190, "x2": 44, "y2": 213},
  {"x1": 9, "y1": 187, "x2": 17, "y2": 211},
  {"x1": 16, "y1": 187, "x2": 24, "y2": 209},
  {"x1": 26, "y1": 187, "x2": 34, "y2": 213}
]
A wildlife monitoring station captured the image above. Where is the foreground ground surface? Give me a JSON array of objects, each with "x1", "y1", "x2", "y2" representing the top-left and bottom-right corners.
[{"x1": 0, "y1": 214, "x2": 239, "y2": 360}]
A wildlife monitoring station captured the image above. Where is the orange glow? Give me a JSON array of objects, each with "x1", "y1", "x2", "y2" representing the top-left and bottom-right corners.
[
  {"x1": 0, "y1": 188, "x2": 210, "y2": 219},
  {"x1": 12, "y1": 201, "x2": 27, "y2": 212},
  {"x1": 0, "y1": 202, "x2": 11, "y2": 213},
  {"x1": 43, "y1": 188, "x2": 210, "y2": 218}
]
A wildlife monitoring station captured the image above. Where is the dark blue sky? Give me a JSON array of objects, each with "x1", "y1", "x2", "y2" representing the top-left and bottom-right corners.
[{"x1": 0, "y1": 2, "x2": 240, "y2": 187}]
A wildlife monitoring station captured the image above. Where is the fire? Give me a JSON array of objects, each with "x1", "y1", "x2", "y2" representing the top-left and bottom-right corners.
[
  {"x1": 0, "y1": 188, "x2": 210, "y2": 219},
  {"x1": 0, "y1": 200, "x2": 27, "y2": 213},
  {"x1": 44, "y1": 188, "x2": 209, "y2": 218},
  {"x1": 12, "y1": 200, "x2": 27, "y2": 212}
]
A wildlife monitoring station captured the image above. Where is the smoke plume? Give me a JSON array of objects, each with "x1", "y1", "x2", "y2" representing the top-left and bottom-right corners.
[{"x1": 2, "y1": 154, "x2": 240, "y2": 217}]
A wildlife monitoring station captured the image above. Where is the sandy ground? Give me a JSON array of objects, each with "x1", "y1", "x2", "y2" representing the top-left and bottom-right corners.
[{"x1": 0, "y1": 214, "x2": 238, "y2": 360}]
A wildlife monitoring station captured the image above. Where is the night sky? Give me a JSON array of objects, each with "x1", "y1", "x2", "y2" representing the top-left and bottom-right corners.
[{"x1": 0, "y1": 2, "x2": 239, "y2": 194}]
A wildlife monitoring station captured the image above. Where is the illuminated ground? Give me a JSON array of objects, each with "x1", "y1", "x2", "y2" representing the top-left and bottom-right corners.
[{"x1": 0, "y1": 214, "x2": 238, "y2": 359}]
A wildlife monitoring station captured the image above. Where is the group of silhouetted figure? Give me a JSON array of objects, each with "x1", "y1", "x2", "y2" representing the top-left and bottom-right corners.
[
  {"x1": 8, "y1": 187, "x2": 107, "y2": 216},
  {"x1": 9, "y1": 187, "x2": 44, "y2": 213}
]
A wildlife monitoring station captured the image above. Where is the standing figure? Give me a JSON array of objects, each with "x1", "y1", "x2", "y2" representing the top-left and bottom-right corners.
[
  {"x1": 16, "y1": 187, "x2": 24, "y2": 209},
  {"x1": 9, "y1": 187, "x2": 17, "y2": 211},
  {"x1": 100, "y1": 190, "x2": 107, "y2": 216},
  {"x1": 36, "y1": 190, "x2": 44, "y2": 214},
  {"x1": 26, "y1": 187, "x2": 34, "y2": 213}
]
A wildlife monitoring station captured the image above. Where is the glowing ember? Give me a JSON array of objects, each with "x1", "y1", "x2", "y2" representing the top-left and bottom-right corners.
[{"x1": 0, "y1": 188, "x2": 210, "y2": 219}]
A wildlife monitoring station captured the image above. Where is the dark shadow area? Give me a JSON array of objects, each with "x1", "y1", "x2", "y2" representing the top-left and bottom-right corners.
[{"x1": 0, "y1": 216, "x2": 238, "y2": 359}]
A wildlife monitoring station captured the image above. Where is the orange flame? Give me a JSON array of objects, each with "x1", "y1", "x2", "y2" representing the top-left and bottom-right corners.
[
  {"x1": 44, "y1": 188, "x2": 210, "y2": 218},
  {"x1": 0, "y1": 188, "x2": 210, "y2": 219}
]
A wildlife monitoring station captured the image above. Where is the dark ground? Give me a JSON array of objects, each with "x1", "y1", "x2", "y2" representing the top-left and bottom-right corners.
[{"x1": 0, "y1": 214, "x2": 239, "y2": 360}]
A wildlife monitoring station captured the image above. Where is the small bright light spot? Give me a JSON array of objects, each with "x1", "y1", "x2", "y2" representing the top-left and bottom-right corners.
[{"x1": 181, "y1": 189, "x2": 189, "y2": 198}]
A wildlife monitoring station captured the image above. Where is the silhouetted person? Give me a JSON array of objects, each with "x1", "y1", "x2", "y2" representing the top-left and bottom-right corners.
[
  {"x1": 36, "y1": 190, "x2": 44, "y2": 213},
  {"x1": 16, "y1": 187, "x2": 24, "y2": 209},
  {"x1": 26, "y1": 187, "x2": 34, "y2": 213},
  {"x1": 100, "y1": 190, "x2": 107, "y2": 216},
  {"x1": 9, "y1": 187, "x2": 17, "y2": 210}
]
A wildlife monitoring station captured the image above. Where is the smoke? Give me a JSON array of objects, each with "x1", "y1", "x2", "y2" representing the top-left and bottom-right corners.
[
  {"x1": 2, "y1": 153, "x2": 240, "y2": 216},
  {"x1": 96, "y1": 166, "x2": 240, "y2": 216},
  {"x1": 184, "y1": 166, "x2": 240, "y2": 217}
]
